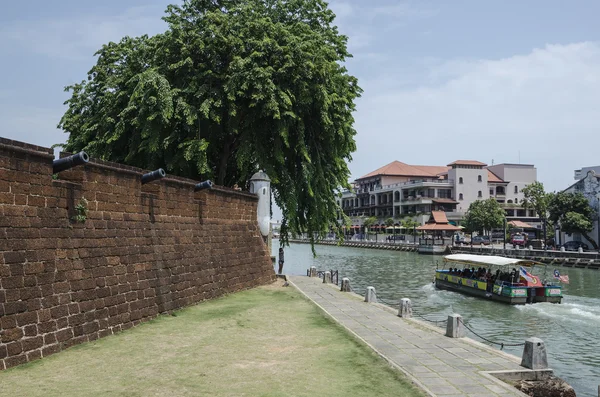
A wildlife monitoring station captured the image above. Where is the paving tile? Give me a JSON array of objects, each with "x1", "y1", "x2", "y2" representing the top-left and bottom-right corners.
[{"x1": 290, "y1": 276, "x2": 526, "y2": 397}]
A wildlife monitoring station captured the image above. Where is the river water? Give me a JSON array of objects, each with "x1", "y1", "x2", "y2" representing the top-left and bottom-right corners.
[{"x1": 273, "y1": 241, "x2": 600, "y2": 397}]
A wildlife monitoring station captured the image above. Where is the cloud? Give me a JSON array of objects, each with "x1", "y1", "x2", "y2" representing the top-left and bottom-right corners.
[
  {"x1": 0, "y1": 5, "x2": 167, "y2": 61},
  {"x1": 328, "y1": 1, "x2": 437, "y2": 52},
  {"x1": 351, "y1": 42, "x2": 600, "y2": 192}
]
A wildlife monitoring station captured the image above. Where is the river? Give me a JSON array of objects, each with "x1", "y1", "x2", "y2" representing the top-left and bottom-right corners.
[{"x1": 273, "y1": 241, "x2": 600, "y2": 397}]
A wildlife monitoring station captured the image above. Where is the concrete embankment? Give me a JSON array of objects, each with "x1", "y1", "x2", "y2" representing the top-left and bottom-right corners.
[{"x1": 289, "y1": 239, "x2": 600, "y2": 270}]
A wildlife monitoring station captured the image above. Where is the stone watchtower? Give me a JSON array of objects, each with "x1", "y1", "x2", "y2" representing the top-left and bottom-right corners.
[{"x1": 249, "y1": 171, "x2": 272, "y2": 251}]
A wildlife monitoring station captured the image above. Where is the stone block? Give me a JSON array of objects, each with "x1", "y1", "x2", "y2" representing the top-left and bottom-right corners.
[
  {"x1": 521, "y1": 337, "x2": 548, "y2": 370},
  {"x1": 398, "y1": 298, "x2": 412, "y2": 318},
  {"x1": 445, "y1": 314, "x2": 465, "y2": 338},
  {"x1": 364, "y1": 286, "x2": 376, "y2": 303},
  {"x1": 340, "y1": 277, "x2": 351, "y2": 292}
]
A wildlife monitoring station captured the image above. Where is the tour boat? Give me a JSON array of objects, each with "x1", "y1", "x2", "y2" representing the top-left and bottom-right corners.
[{"x1": 435, "y1": 254, "x2": 563, "y2": 305}]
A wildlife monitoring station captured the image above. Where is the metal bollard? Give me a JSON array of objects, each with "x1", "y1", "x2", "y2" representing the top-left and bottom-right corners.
[
  {"x1": 323, "y1": 271, "x2": 331, "y2": 284},
  {"x1": 364, "y1": 286, "x2": 376, "y2": 303},
  {"x1": 340, "y1": 278, "x2": 351, "y2": 292},
  {"x1": 398, "y1": 298, "x2": 412, "y2": 318},
  {"x1": 445, "y1": 314, "x2": 465, "y2": 338},
  {"x1": 520, "y1": 338, "x2": 548, "y2": 370}
]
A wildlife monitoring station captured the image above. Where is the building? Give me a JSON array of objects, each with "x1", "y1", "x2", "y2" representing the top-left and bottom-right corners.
[
  {"x1": 574, "y1": 165, "x2": 600, "y2": 180},
  {"x1": 562, "y1": 169, "x2": 600, "y2": 247},
  {"x1": 337, "y1": 160, "x2": 539, "y2": 229}
]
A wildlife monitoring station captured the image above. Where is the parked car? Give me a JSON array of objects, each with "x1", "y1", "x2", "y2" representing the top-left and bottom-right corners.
[
  {"x1": 471, "y1": 236, "x2": 490, "y2": 245},
  {"x1": 511, "y1": 234, "x2": 527, "y2": 248},
  {"x1": 562, "y1": 241, "x2": 589, "y2": 252}
]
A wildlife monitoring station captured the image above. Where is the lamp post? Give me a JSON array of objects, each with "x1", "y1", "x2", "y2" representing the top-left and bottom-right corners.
[
  {"x1": 543, "y1": 218, "x2": 547, "y2": 251},
  {"x1": 503, "y1": 218, "x2": 507, "y2": 250}
]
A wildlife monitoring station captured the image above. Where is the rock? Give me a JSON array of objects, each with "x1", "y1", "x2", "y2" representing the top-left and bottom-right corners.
[{"x1": 515, "y1": 376, "x2": 576, "y2": 397}]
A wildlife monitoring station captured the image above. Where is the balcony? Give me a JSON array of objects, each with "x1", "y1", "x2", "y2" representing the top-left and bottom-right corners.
[{"x1": 373, "y1": 179, "x2": 454, "y2": 191}]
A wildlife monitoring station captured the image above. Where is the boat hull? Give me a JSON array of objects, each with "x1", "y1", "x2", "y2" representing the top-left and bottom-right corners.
[{"x1": 435, "y1": 277, "x2": 527, "y2": 305}]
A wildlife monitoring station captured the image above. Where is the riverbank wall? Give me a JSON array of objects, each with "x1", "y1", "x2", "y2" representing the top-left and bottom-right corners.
[
  {"x1": 290, "y1": 239, "x2": 600, "y2": 269},
  {"x1": 0, "y1": 137, "x2": 275, "y2": 370}
]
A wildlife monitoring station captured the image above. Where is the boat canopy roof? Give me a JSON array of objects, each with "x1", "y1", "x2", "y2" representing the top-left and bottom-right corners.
[{"x1": 444, "y1": 254, "x2": 538, "y2": 267}]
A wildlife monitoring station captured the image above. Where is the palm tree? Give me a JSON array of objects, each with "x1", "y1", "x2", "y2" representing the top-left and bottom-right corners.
[
  {"x1": 363, "y1": 216, "x2": 377, "y2": 241},
  {"x1": 385, "y1": 217, "x2": 395, "y2": 241}
]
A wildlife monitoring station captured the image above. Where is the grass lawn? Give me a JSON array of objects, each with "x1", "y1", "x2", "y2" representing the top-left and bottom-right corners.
[{"x1": 0, "y1": 281, "x2": 424, "y2": 397}]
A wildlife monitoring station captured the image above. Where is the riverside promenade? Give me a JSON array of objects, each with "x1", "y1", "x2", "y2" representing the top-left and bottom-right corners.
[{"x1": 290, "y1": 275, "x2": 533, "y2": 397}]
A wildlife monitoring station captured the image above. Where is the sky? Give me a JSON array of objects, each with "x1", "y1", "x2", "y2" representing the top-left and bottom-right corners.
[{"x1": 1, "y1": 0, "x2": 600, "y2": 195}]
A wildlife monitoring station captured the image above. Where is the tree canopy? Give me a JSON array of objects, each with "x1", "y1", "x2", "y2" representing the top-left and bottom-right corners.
[
  {"x1": 462, "y1": 199, "x2": 505, "y2": 234},
  {"x1": 548, "y1": 191, "x2": 598, "y2": 249},
  {"x1": 521, "y1": 181, "x2": 551, "y2": 222},
  {"x1": 59, "y1": 0, "x2": 361, "y2": 245}
]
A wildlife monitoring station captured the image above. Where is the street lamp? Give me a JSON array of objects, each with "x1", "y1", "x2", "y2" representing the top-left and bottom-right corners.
[{"x1": 503, "y1": 218, "x2": 507, "y2": 250}]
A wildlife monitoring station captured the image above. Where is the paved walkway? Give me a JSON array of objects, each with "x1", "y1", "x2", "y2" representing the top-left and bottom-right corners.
[{"x1": 289, "y1": 275, "x2": 531, "y2": 397}]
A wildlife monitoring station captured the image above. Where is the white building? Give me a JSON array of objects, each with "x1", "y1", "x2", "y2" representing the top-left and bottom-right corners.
[
  {"x1": 562, "y1": 170, "x2": 600, "y2": 248},
  {"x1": 337, "y1": 160, "x2": 539, "y2": 228}
]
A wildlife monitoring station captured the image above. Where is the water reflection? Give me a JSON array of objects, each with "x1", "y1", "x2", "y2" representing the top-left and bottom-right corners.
[{"x1": 274, "y1": 242, "x2": 600, "y2": 397}]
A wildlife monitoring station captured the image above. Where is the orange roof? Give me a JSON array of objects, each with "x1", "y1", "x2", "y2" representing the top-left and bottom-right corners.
[
  {"x1": 447, "y1": 160, "x2": 487, "y2": 167},
  {"x1": 417, "y1": 223, "x2": 462, "y2": 231},
  {"x1": 431, "y1": 211, "x2": 449, "y2": 224},
  {"x1": 487, "y1": 170, "x2": 504, "y2": 183},
  {"x1": 358, "y1": 161, "x2": 449, "y2": 180},
  {"x1": 508, "y1": 220, "x2": 535, "y2": 228}
]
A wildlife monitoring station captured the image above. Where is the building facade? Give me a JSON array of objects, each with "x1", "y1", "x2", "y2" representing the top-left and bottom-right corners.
[
  {"x1": 338, "y1": 160, "x2": 539, "y2": 229},
  {"x1": 562, "y1": 169, "x2": 600, "y2": 247}
]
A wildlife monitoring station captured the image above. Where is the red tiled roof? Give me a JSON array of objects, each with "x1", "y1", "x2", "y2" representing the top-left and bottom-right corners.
[
  {"x1": 358, "y1": 161, "x2": 449, "y2": 180},
  {"x1": 447, "y1": 160, "x2": 487, "y2": 167},
  {"x1": 431, "y1": 210, "x2": 449, "y2": 224},
  {"x1": 432, "y1": 198, "x2": 459, "y2": 204},
  {"x1": 487, "y1": 170, "x2": 504, "y2": 183}
]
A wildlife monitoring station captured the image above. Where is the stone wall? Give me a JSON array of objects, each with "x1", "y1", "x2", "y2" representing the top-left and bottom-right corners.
[{"x1": 0, "y1": 137, "x2": 275, "y2": 370}]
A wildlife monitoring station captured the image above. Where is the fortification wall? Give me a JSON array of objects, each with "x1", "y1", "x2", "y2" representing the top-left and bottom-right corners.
[{"x1": 0, "y1": 137, "x2": 275, "y2": 370}]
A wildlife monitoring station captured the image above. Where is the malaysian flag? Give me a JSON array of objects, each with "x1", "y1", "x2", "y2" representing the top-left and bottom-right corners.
[
  {"x1": 519, "y1": 266, "x2": 535, "y2": 283},
  {"x1": 554, "y1": 269, "x2": 570, "y2": 284}
]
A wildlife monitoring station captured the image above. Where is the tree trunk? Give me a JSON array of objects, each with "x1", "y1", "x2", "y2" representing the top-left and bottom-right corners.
[
  {"x1": 217, "y1": 135, "x2": 233, "y2": 186},
  {"x1": 581, "y1": 232, "x2": 599, "y2": 249}
]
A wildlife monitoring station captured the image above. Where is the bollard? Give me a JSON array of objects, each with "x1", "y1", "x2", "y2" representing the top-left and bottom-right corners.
[
  {"x1": 323, "y1": 271, "x2": 331, "y2": 284},
  {"x1": 560, "y1": 246, "x2": 565, "y2": 252},
  {"x1": 340, "y1": 278, "x2": 351, "y2": 292},
  {"x1": 309, "y1": 266, "x2": 317, "y2": 277},
  {"x1": 529, "y1": 245, "x2": 533, "y2": 250},
  {"x1": 520, "y1": 337, "x2": 548, "y2": 370},
  {"x1": 578, "y1": 247, "x2": 583, "y2": 253},
  {"x1": 445, "y1": 314, "x2": 465, "y2": 338},
  {"x1": 398, "y1": 298, "x2": 412, "y2": 318},
  {"x1": 364, "y1": 286, "x2": 376, "y2": 303}
]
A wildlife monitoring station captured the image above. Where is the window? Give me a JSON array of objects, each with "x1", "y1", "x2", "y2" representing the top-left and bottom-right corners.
[
  {"x1": 478, "y1": 175, "x2": 482, "y2": 182},
  {"x1": 478, "y1": 191, "x2": 482, "y2": 198},
  {"x1": 515, "y1": 198, "x2": 518, "y2": 203},
  {"x1": 490, "y1": 189, "x2": 494, "y2": 195},
  {"x1": 514, "y1": 185, "x2": 518, "y2": 194},
  {"x1": 459, "y1": 193, "x2": 463, "y2": 200},
  {"x1": 459, "y1": 177, "x2": 463, "y2": 184}
]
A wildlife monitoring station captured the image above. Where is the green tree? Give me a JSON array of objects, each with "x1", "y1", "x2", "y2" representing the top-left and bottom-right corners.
[
  {"x1": 401, "y1": 218, "x2": 420, "y2": 236},
  {"x1": 362, "y1": 216, "x2": 377, "y2": 236},
  {"x1": 462, "y1": 198, "x2": 505, "y2": 234},
  {"x1": 548, "y1": 192, "x2": 598, "y2": 249},
  {"x1": 58, "y1": 0, "x2": 361, "y2": 247},
  {"x1": 521, "y1": 182, "x2": 552, "y2": 223}
]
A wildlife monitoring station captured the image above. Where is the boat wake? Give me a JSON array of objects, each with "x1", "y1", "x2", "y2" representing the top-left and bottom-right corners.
[{"x1": 516, "y1": 299, "x2": 600, "y2": 324}]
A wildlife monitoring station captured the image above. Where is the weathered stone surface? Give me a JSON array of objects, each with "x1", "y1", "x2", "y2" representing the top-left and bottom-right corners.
[
  {"x1": 514, "y1": 376, "x2": 576, "y2": 397},
  {"x1": 0, "y1": 137, "x2": 276, "y2": 371},
  {"x1": 323, "y1": 271, "x2": 331, "y2": 284}
]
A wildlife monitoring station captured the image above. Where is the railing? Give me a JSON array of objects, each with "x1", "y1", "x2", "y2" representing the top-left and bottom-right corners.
[
  {"x1": 375, "y1": 179, "x2": 454, "y2": 191},
  {"x1": 307, "y1": 269, "x2": 339, "y2": 285}
]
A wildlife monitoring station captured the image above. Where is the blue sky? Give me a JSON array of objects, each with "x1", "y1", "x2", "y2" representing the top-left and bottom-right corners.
[{"x1": 1, "y1": 0, "x2": 600, "y2": 193}]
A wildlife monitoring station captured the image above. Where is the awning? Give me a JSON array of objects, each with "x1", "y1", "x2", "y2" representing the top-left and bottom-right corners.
[
  {"x1": 416, "y1": 224, "x2": 462, "y2": 231},
  {"x1": 432, "y1": 198, "x2": 459, "y2": 204},
  {"x1": 508, "y1": 220, "x2": 535, "y2": 229}
]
